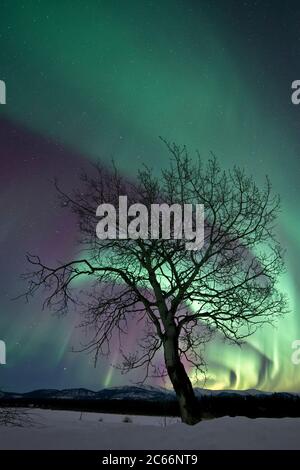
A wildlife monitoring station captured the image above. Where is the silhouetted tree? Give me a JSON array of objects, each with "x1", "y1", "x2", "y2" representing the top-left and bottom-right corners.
[{"x1": 23, "y1": 140, "x2": 287, "y2": 424}]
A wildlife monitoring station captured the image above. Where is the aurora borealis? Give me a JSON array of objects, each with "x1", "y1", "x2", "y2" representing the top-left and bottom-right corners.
[{"x1": 1, "y1": 0, "x2": 300, "y2": 392}]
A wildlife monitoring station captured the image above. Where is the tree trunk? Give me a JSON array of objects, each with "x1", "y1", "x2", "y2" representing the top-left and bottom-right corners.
[{"x1": 163, "y1": 329, "x2": 201, "y2": 425}]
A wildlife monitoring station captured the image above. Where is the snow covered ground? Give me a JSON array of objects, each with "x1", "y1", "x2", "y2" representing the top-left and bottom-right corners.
[{"x1": 1, "y1": 408, "x2": 300, "y2": 449}]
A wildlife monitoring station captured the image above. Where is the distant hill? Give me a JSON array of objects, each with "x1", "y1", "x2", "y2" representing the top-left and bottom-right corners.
[
  {"x1": 0, "y1": 385, "x2": 294, "y2": 402},
  {"x1": 1, "y1": 385, "x2": 299, "y2": 419}
]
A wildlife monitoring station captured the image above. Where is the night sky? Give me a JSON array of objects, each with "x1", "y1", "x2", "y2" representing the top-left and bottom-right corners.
[{"x1": 1, "y1": 0, "x2": 300, "y2": 392}]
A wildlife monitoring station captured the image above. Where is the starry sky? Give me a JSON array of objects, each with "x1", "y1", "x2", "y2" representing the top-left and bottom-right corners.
[{"x1": 1, "y1": 0, "x2": 300, "y2": 392}]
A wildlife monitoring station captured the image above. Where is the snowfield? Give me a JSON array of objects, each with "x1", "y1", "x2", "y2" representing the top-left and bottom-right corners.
[{"x1": 1, "y1": 409, "x2": 300, "y2": 449}]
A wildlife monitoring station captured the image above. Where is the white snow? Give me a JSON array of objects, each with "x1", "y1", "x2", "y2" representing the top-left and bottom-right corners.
[{"x1": 0, "y1": 408, "x2": 300, "y2": 449}]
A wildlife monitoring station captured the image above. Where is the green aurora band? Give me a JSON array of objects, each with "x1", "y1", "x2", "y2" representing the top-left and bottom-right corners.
[{"x1": 1, "y1": 1, "x2": 300, "y2": 391}]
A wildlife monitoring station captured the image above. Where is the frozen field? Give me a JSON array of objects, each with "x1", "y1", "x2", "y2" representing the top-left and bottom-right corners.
[{"x1": 1, "y1": 408, "x2": 300, "y2": 450}]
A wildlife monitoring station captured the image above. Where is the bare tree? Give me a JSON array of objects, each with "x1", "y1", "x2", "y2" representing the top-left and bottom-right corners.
[{"x1": 23, "y1": 141, "x2": 287, "y2": 424}]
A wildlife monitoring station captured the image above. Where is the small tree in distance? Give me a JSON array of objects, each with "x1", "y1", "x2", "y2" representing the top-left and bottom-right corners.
[{"x1": 24, "y1": 140, "x2": 287, "y2": 425}]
